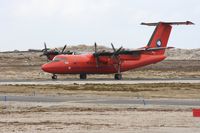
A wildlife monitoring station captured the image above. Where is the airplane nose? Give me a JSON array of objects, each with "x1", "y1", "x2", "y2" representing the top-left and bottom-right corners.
[
  {"x1": 41, "y1": 64, "x2": 49, "y2": 72},
  {"x1": 41, "y1": 62, "x2": 64, "y2": 73}
]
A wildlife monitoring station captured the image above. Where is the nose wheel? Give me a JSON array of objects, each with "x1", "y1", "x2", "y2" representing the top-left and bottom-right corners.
[{"x1": 52, "y1": 74, "x2": 57, "y2": 80}]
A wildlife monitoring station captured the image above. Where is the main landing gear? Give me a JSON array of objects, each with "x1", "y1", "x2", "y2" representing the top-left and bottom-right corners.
[
  {"x1": 113, "y1": 61, "x2": 122, "y2": 80},
  {"x1": 52, "y1": 74, "x2": 57, "y2": 80},
  {"x1": 114, "y1": 73, "x2": 122, "y2": 80},
  {"x1": 80, "y1": 74, "x2": 87, "y2": 79}
]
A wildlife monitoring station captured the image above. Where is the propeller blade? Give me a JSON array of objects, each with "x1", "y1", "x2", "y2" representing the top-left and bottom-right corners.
[
  {"x1": 44, "y1": 42, "x2": 47, "y2": 53},
  {"x1": 115, "y1": 46, "x2": 123, "y2": 54},
  {"x1": 61, "y1": 45, "x2": 67, "y2": 54},
  {"x1": 94, "y1": 42, "x2": 99, "y2": 67},
  {"x1": 94, "y1": 42, "x2": 97, "y2": 53},
  {"x1": 41, "y1": 42, "x2": 50, "y2": 62},
  {"x1": 111, "y1": 43, "x2": 123, "y2": 55},
  {"x1": 110, "y1": 44, "x2": 123, "y2": 63},
  {"x1": 111, "y1": 43, "x2": 116, "y2": 52}
]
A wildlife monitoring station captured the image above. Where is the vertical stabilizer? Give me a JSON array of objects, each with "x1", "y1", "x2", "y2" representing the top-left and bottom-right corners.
[{"x1": 141, "y1": 21, "x2": 194, "y2": 54}]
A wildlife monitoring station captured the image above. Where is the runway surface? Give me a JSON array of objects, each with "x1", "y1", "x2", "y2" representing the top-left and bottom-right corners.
[
  {"x1": 1, "y1": 79, "x2": 199, "y2": 106},
  {"x1": 0, "y1": 78, "x2": 200, "y2": 85},
  {"x1": 0, "y1": 95, "x2": 200, "y2": 106}
]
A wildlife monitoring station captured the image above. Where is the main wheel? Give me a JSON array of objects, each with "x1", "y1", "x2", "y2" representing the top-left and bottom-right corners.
[
  {"x1": 80, "y1": 74, "x2": 87, "y2": 79},
  {"x1": 114, "y1": 74, "x2": 122, "y2": 80},
  {"x1": 52, "y1": 74, "x2": 57, "y2": 80}
]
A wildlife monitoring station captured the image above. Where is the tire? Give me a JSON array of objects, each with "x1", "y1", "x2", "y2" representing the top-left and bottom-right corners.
[
  {"x1": 80, "y1": 74, "x2": 87, "y2": 79},
  {"x1": 52, "y1": 75, "x2": 57, "y2": 80},
  {"x1": 114, "y1": 74, "x2": 122, "y2": 80}
]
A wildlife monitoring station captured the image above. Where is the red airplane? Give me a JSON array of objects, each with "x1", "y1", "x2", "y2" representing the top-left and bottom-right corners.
[{"x1": 41, "y1": 21, "x2": 194, "y2": 80}]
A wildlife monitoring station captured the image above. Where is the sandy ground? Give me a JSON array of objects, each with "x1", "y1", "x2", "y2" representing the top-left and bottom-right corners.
[{"x1": 0, "y1": 101, "x2": 200, "y2": 133}]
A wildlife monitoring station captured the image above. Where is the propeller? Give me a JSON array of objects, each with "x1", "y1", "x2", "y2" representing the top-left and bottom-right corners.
[
  {"x1": 111, "y1": 43, "x2": 123, "y2": 60},
  {"x1": 61, "y1": 44, "x2": 74, "y2": 55},
  {"x1": 40, "y1": 42, "x2": 48, "y2": 55},
  {"x1": 40, "y1": 42, "x2": 50, "y2": 61},
  {"x1": 40, "y1": 42, "x2": 75, "y2": 62}
]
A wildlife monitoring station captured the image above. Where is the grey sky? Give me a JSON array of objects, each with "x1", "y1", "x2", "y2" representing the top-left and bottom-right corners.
[{"x1": 0, "y1": 0, "x2": 199, "y2": 51}]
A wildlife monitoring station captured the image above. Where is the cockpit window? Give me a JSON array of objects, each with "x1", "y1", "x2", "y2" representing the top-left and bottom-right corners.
[{"x1": 52, "y1": 57, "x2": 67, "y2": 62}]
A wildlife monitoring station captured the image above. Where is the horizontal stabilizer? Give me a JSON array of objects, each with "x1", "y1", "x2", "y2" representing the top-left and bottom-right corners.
[
  {"x1": 146, "y1": 47, "x2": 174, "y2": 51},
  {"x1": 141, "y1": 21, "x2": 194, "y2": 26}
]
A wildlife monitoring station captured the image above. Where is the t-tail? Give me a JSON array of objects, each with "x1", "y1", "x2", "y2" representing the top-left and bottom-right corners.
[{"x1": 141, "y1": 21, "x2": 194, "y2": 55}]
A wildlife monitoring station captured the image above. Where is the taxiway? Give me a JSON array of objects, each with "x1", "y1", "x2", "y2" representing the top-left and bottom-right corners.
[
  {"x1": 0, "y1": 95, "x2": 200, "y2": 106},
  {"x1": 0, "y1": 78, "x2": 200, "y2": 85}
]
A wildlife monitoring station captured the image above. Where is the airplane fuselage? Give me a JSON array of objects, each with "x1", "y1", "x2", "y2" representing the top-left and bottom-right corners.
[{"x1": 42, "y1": 53, "x2": 166, "y2": 74}]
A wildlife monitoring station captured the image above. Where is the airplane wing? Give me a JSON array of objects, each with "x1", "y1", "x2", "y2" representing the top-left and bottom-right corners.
[
  {"x1": 94, "y1": 51, "x2": 113, "y2": 56},
  {"x1": 94, "y1": 47, "x2": 173, "y2": 57}
]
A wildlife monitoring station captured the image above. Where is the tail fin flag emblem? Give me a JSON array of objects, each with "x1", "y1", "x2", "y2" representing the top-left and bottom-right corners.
[{"x1": 156, "y1": 39, "x2": 162, "y2": 47}]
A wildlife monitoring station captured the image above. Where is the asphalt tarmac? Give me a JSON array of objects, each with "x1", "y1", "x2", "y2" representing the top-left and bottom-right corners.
[
  {"x1": 0, "y1": 78, "x2": 200, "y2": 85},
  {"x1": 0, "y1": 95, "x2": 200, "y2": 106},
  {"x1": 0, "y1": 79, "x2": 200, "y2": 106}
]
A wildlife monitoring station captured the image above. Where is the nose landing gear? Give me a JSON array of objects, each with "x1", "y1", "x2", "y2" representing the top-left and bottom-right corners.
[{"x1": 52, "y1": 74, "x2": 57, "y2": 80}]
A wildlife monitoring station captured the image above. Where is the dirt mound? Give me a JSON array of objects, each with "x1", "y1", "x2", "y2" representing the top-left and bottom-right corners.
[
  {"x1": 1, "y1": 45, "x2": 200, "y2": 60},
  {"x1": 166, "y1": 48, "x2": 200, "y2": 60}
]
